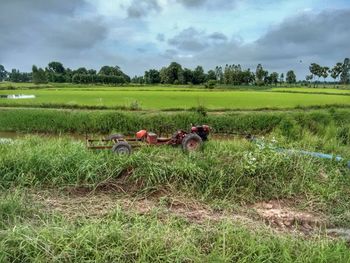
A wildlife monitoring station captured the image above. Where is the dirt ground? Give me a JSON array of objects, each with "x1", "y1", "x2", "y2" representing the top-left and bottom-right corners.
[{"x1": 32, "y1": 188, "x2": 334, "y2": 239}]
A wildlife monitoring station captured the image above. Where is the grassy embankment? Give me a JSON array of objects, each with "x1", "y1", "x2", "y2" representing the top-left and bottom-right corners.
[
  {"x1": 0, "y1": 136, "x2": 350, "y2": 261},
  {"x1": 1, "y1": 108, "x2": 350, "y2": 149}
]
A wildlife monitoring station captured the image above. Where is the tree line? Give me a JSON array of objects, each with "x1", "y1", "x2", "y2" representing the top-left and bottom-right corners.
[
  {"x1": 133, "y1": 62, "x2": 297, "y2": 87},
  {"x1": 0, "y1": 58, "x2": 349, "y2": 86},
  {"x1": 32, "y1": 62, "x2": 131, "y2": 84},
  {"x1": 306, "y1": 58, "x2": 350, "y2": 86}
]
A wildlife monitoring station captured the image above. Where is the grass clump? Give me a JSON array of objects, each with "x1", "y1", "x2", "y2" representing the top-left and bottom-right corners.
[{"x1": 0, "y1": 190, "x2": 40, "y2": 229}]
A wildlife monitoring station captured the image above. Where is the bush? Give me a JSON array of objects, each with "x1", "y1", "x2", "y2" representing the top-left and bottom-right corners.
[{"x1": 205, "y1": 80, "x2": 216, "y2": 89}]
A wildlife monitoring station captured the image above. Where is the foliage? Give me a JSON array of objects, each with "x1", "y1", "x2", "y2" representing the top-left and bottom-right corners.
[
  {"x1": 0, "y1": 65, "x2": 7, "y2": 81},
  {"x1": 32, "y1": 65, "x2": 47, "y2": 84},
  {"x1": 205, "y1": 79, "x2": 216, "y2": 89},
  {"x1": 223, "y1": 64, "x2": 254, "y2": 85},
  {"x1": 255, "y1": 64, "x2": 268, "y2": 86},
  {"x1": 8, "y1": 69, "x2": 31, "y2": 83},
  {"x1": 144, "y1": 69, "x2": 161, "y2": 84},
  {"x1": 340, "y1": 58, "x2": 350, "y2": 84},
  {"x1": 72, "y1": 74, "x2": 126, "y2": 85},
  {"x1": 268, "y1": 72, "x2": 279, "y2": 85},
  {"x1": 286, "y1": 70, "x2": 297, "y2": 84},
  {"x1": 330, "y1": 62, "x2": 343, "y2": 84}
]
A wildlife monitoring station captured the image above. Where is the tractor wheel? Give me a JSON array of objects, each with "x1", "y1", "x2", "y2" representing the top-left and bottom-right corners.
[
  {"x1": 182, "y1": 133, "x2": 203, "y2": 152},
  {"x1": 112, "y1": 142, "x2": 132, "y2": 155},
  {"x1": 106, "y1": 134, "x2": 124, "y2": 141}
]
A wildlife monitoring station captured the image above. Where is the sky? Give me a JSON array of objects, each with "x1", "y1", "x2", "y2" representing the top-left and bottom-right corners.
[{"x1": 0, "y1": 0, "x2": 349, "y2": 79}]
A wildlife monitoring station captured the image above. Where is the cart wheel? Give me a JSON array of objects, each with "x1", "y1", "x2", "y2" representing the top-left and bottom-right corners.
[
  {"x1": 182, "y1": 134, "x2": 203, "y2": 152},
  {"x1": 112, "y1": 142, "x2": 132, "y2": 155}
]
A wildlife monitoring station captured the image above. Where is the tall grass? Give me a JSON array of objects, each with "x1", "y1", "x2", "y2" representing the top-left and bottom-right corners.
[
  {"x1": 1, "y1": 137, "x2": 349, "y2": 224},
  {"x1": 0, "y1": 191, "x2": 39, "y2": 229},
  {"x1": 1, "y1": 207, "x2": 349, "y2": 263},
  {"x1": 1, "y1": 108, "x2": 350, "y2": 135},
  {"x1": 1, "y1": 137, "x2": 350, "y2": 261}
]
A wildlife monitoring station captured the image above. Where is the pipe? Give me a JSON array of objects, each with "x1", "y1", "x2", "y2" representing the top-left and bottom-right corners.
[
  {"x1": 251, "y1": 138, "x2": 350, "y2": 169},
  {"x1": 279, "y1": 149, "x2": 350, "y2": 169}
]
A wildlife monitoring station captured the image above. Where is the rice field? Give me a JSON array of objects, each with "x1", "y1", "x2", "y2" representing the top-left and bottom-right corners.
[
  {"x1": 0, "y1": 85, "x2": 350, "y2": 110},
  {"x1": 271, "y1": 87, "x2": 350, "y2": 94}
]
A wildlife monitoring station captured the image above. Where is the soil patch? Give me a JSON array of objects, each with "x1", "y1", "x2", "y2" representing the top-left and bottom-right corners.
[
  {"x1": 253, "y1": 200, "x2": 327, "y2": 234},
  {"x1": 33, "y1": 190, "x2": 330, "y2": 238}
]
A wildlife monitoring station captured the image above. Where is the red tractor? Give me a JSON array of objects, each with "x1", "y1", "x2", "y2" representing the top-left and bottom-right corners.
[{"x1": 86, "y1": 125, "x2": 210, "y2": 155}]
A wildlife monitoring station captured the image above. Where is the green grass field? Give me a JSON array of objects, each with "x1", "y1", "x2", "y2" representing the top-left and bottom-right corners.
[
  {"x1": 1, "y1": 85, "x2": 350, "y2": 110},
  {"x1": 2, "y1": 82, "x2": 350, "y2": 261},
  {"x1": 1, "y1": 136, "x2": 350, "y2": 262}
]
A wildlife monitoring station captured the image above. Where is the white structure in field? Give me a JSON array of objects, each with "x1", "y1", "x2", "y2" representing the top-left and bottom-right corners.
[{"x1": 6, "y1": 94, "x2": 36, "y2": 99}]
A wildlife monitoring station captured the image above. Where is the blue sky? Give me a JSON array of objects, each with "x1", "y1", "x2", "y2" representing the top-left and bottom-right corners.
[{"x1": 1, "y1": 0, "x2": 349, "y2": 78}]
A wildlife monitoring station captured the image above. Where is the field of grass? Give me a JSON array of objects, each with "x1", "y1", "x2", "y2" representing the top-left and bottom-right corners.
[
  {"x1": 1, "y1": 84, "x2": 350, "y2": 110},
  {"x1": 0, "y1": 136, "x2": 350, "y2": 262},
  {"x1": 2, "y1": 82, "x2": 350, "y2": 261}
]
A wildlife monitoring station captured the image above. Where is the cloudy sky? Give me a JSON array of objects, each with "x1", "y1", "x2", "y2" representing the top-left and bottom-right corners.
[{"x1": 1, "y1": 0, "x2": 349, "y2": 78}]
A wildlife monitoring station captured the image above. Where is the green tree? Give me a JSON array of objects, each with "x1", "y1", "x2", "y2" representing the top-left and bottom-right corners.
[
  {"x1": 192, "y1": 66, "x2": 206, "y2": 84},
  {"x1": 46, "y1": 61, "x2": 66, "y2": 83},
  {"x1": 321, "y1": 66, "x2": 329, "y2": 87},
  {"x1": 329, "y1": 63, "x2": 343, "y2": 86},
  {"x1": 47, "y1": 61, "x2": 65, "y2": 74},
  {"x1": 161, "y1": 62, "x2": 184, "y2": 84},
  {"x1": 74, "y1": 67, "x2": 88, "y2": 74},
  {"x1": 98, "y1": 65, "x2": 130, "y2": 83},
  {"x1": 65, "y1": 68, "x2": 73, "y2": 83},
  {"x1": 255, "y1": 64, "x2": 268, "y2": 86},
  {"x1": 88, "y1": 69, "x2": 97, "y2": 75},
  {"x1": 0, "y1": 64, "x2": 7, "y2": 81},
  {"x1": 242, "y1": 69, "x2": 254, "y2": 85},
  {"x1": 159, "y1": 67, "x2": 168, "y2": 84},
  {"x1": 215, "y1": 66, "x2": 223, "y2": 83},
  {"x1": 269, "y1": 72, "x2": 279, "y2": 86},
  {"x1": 131, "y1": 75, "x2": 145, "y2": 84},
  {"x1": 182, "y1": 68, "x2": 194, "y2": 84},
  {"x1": 279, "y1": 73, "x2": 284, "y2": 86},
  {"x1": 32, "y1": 65, "x2": 47, "y2": 84},
  {"x1": 223, "y1": 64, "x2": 231, "y2": 84},
  {"x1": 305, "y1": 75, "x2": 313, "y2": 86},
  {"x1": 309, "y1": 63, "x2": 322, "y2": 87},
  {"x1": 8, "y1": 69, "x2": 31, "y2": 82},
  {"x1": 144, "y1": 69, "x2": 160, "y2": 84},
  {"x1": 206, "y1": 70, "x2": 216, "y2": 81},
  {"x1": 340, "y1": 58, "x2": 350, "y2": 85},
  {"x1": 286, "y1": 70, "x2": 296, "y2": 85}
]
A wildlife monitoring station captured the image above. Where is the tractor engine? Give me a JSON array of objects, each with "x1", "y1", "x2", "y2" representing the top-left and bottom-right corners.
[
  {"x1": 136, "y1": 130, "x2": 147, "y2": 140},
  {"x1": 191, "y1": 125, "x2": 210, "y2": 141}
]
